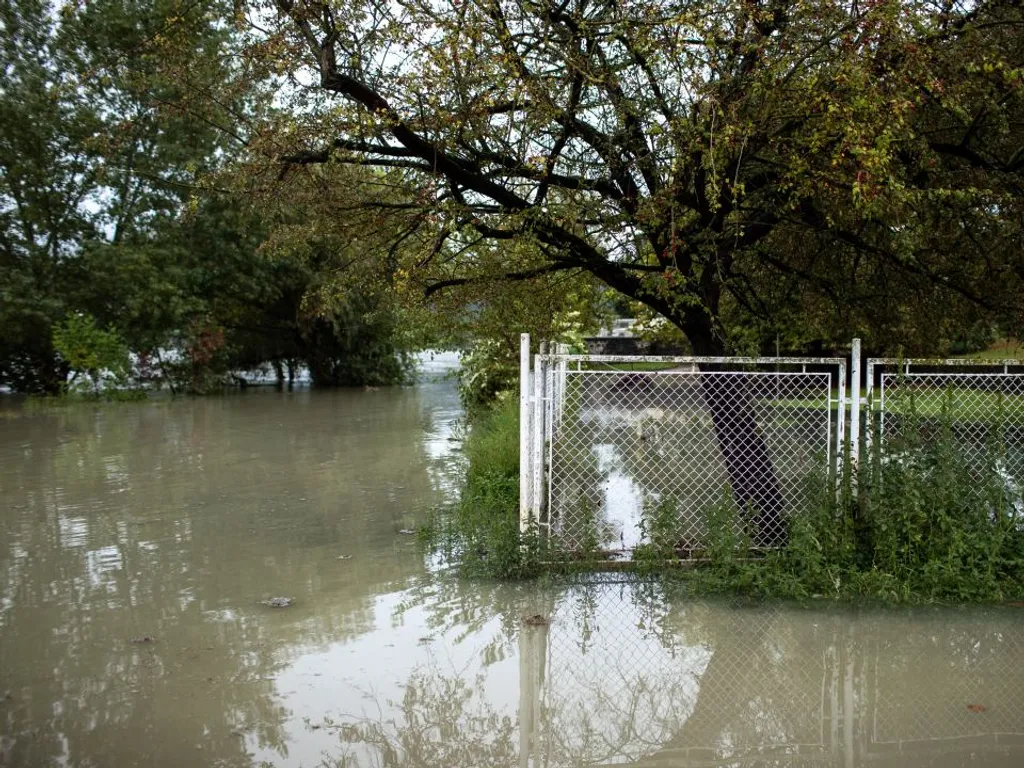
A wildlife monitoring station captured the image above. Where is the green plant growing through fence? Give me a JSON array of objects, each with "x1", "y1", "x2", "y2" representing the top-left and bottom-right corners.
[{"x1": 631, "y1": 495, "x2": 684, "y2": 574}]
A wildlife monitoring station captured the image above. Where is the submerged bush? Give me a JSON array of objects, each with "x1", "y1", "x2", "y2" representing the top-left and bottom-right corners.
[{"x1": 50, "y1": 314, "x2": 144, "y2": 400}]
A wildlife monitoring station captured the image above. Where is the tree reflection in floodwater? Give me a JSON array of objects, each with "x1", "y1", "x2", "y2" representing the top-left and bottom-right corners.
[{"x1": 326, "y1": 581, "x2": 1024, "y2": 768}]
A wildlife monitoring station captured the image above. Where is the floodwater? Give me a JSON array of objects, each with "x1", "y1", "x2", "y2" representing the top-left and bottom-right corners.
[{"x1": 2, "y1": 357, "x2": 1024, "y2": 767}]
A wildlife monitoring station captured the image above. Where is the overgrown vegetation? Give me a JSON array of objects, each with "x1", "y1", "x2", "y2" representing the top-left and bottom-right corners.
[
  {"x1": 425, "y1": 396, "x2": 544, "y2": 579},
  {"x1": 426, "y1": 396, "x2": 1024, "y2": 603}
]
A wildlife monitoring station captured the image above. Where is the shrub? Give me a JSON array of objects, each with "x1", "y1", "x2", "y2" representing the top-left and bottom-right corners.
[{"x1": 51, "y1": 313, "x2": 138, "y2": 399}]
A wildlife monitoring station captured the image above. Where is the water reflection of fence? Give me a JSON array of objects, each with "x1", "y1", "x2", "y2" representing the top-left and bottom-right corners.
[{"x1": 519, "y1": 585, "x2": 1024, "y2": 768}]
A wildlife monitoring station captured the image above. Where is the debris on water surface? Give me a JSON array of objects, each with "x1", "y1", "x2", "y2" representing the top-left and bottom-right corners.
[
  {"x1": 398, "y1": 529, "x2": 416, "y2": 535},
  {"x1": 522, "y1": 614, "x2": 549, "y2": 627},
  {"x1": 966, "y1": 703, "x2": 987, "y2": 713},
  {"x1": 261, "y1": 597, "x2": 294, "y2": 608},
  {"x1": 130, "y1": 636, "x2": 156, "y2": 644},
  {"x1": 1005, "y1": 601, "x2": 1024, "y2": 608},
  {"x1": 336, "y1": 554, "x2": 353, "y2": 560}
]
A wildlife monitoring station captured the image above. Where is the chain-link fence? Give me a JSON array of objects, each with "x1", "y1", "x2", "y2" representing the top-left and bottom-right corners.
[
  {"x1": 533, "y1": 355, "x2": 845, "y2": 557},
  {"x1": 867, "y1": 360, "x2": 1024, "y2": 507},
  {"x1": 521, "y1": 344, "x2": 1024, "y2": 558}
]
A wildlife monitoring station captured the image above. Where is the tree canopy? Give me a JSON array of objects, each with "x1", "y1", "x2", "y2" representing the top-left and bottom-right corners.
[
  {"x1": 237, "y1": 0, "x2": 1024, "y2": 354},
  {"x1": 0, "y1": 0, "x2": 420, "y2": 394},
  {"x1": 4, "y1": 0, "x2": 1023, "y2": 395}
]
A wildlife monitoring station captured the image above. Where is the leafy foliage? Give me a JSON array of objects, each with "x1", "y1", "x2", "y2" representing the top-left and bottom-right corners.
[
  {"x1": 0, "y1": 1, "x2": 419, "y2": 395},
  {"x1": 51, "y1": 313, "x2": 134, "y2": 397},
  {"x1": 234, "y1": 0, "x2": 1023, "y2": 357}
]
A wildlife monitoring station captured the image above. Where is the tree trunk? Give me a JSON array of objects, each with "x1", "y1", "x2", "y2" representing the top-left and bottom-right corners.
[
  {"x1": 701, "y1": 372, "x2": 787, "y2": 545},
  {"x1": 684, "y1": 313, "x2": 788, "y2": 546}
]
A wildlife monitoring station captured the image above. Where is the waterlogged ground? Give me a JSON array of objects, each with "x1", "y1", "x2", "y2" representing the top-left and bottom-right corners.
[{"x1": 2, "y1": 358, "x2": 1024, "y2": 767}]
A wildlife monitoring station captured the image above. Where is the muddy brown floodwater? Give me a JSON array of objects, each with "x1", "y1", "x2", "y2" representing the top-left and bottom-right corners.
[{"x1": 2, "y1": 355, "x2": 1024, "y2": 767}]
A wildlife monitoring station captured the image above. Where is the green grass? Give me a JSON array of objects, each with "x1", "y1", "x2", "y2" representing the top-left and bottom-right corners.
[
  {"x1": 883, "y1": 390, "x2": 1024, "y2": 419},
  {"x1": 585, "y1": 361, "x2": 680, "y2": 372},
  {"x1": 954, "y1": 338, "x2": 1024, "y2": 361},
  {"x1": 769, "y1": 388, "x2": 1024, "y2": 419}
]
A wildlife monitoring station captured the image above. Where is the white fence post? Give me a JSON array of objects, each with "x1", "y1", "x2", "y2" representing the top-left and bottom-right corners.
[
  {"x1": 519, "y1": 333, "x2": 532, "y2": 534},
  {"x1": 532, "y1": 342, "x2": 548, "y2": 525},
  {"x1": 849, "y1": 338, "x2": 861, "y2": 483}
]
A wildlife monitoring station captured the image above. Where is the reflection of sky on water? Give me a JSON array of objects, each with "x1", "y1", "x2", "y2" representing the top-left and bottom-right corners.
[{"x1": 249, "y1": 586, "x2": 519, "y2": 767}]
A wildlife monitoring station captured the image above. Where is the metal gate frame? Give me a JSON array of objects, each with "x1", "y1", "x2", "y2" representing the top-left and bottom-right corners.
[{"x1": 519, "y1": 334, "x2": 850, "y2": 547}]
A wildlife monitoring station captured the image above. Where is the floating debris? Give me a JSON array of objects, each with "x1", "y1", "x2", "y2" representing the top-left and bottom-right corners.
[
  {"x1": 130, "y1": 636, "x2": 156, "y2": 644},
  {"x1": 398, "y1": 529, "x2": 416, "y2": 535},
  {"x1": 336, "y1": 554, "x2": 353, "y2": 560},
  {"x1": 261, "y1": 597, "x2": 294, "y2": 608},
  {"x1": 523, "y1": 614, "x2": 549, "y2": 627},
  {"x1": 966, "y1": 703, "x2": 988, "y2": 713}
]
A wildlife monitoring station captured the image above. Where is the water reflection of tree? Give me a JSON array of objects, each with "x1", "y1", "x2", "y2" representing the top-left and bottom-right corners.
[
  {"x1": 328, "y1": 672, "x2": 519, "y2": 768},
  {"x1": 0, "y1": 388, "x2": 454, "y2": 767}
]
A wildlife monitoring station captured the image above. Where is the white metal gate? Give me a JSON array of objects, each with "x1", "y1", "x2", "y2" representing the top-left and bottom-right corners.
[{"x1": 520, "y1": 336, "x2": 847, "y2": 557}]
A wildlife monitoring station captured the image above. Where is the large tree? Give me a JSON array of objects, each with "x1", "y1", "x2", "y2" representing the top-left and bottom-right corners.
[
  {"x1": 227, "y1": 0, "x2": 1023, "y2": 537},
  {"x1": 0, "y1": 0, "x2": 241, "y2": 392},
  {"x1": 240, "y1": 0, "x2": 1023, "y2": 355}
]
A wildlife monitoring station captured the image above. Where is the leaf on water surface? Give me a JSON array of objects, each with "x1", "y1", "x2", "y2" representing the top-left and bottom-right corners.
[{"x1": 966, "y1": 703, "x2": 987, "y2": 713}]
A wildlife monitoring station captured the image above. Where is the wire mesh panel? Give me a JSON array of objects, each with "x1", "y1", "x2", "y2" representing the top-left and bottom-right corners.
[
  {"x1": 878, "y1": 370, "x2": 1024, "y2": 497},
  {"x1": 544, "y1": 361, "x2": 838, "y2": 556}
]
